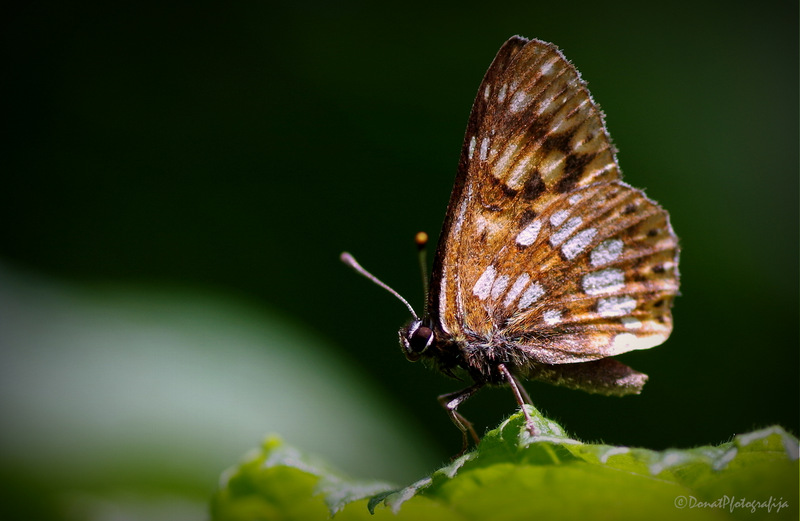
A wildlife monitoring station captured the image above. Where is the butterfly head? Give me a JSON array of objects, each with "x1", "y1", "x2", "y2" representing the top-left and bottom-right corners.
[{"x1": 399, "y1": 319, "x2": 435, "y2": 362}]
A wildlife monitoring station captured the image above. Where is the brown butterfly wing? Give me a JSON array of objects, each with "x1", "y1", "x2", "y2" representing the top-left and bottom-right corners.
[{"x1": 427, "y1": 37, "x2": 679, "y2": 366}]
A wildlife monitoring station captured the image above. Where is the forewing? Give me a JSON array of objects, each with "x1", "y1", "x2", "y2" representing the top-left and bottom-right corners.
[
  {"x1": 427, "y1": 36, "x2": 529, "y2": 330},
  {"x1": 429, "y1": 36, "x2": 679, "y2": 363}
]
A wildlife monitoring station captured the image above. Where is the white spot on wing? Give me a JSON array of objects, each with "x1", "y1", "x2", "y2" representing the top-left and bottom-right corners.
[
  {"x1": 543, "y1": 309, "x2": 562, "y2": 325},
  {"x1": 568, "y1": 193, "x2": 583, "y2": 205},
  {"x1": 479, "y1": 137, "x2": 489, "y2": 161},
  {"x1": 438, "y1": 276, "x2": 451, "y2": 334},
  {"x1": 609, "y1": 332, "x2": 665, "y2": 355},
  {"x1": 483, "y1": 84, "x2": 491, "y2": 100},
  {"x1": 468, "y1": 135, "x2": 476, "y2": 158},
  {"x1": 549, "y1": 217, "x2": 582, "y2": 246},
  {"x1": 506, "y1": 153, "x2": 534, "y2": 189},
  {"x1": 590, "y1": 239, "x2": 624, "y2": 267},
  {"x1": 498, "y1": 83, "x2": 508, "y2": 102},
  {"x1": 539, "y1": 151, "x2": 566, "y2": 178},
  {"x1": 518, "y1": 282, "x2": 545, "y2": 309},
  {"x1": 563, "y1": 228, "x2": 597, "y2": 260},
  {"x1": 503, "y1": 273, "x2": 530, "y2": 308},
  {"x1": 475, "y1": 213, "x2": 509, "y2": 239},
  {"x1": 515, "y1": 220, "x2": 542, "y2": 246},
  {"x1": 535, "y1": 89, "x2": 561, "y2": 117},
  {"x1": 472, "y1": 265, "x2": 496, "y2": 300},
  {"x1": 550, "y1": 210, "x2": 569, "y2": 227},
  {"x1": 540, "y1": 57, "x2": 557, "y2": 77},
  {"x1": 581, "y1": 267, "x2": 624, "y2": 295},
  {"x1": 621, "y1": 316, "x2": 642, "y2": 329},
  {"x1": 593, "y1": 162, "x2": 617, "y2": 177},
  {"x1": 493, "y1": 143, "x2": 518, "y2": 178},
  {"x1": 452, "y1": 185, "x2": 470, "y2": 236},
  {"x1": 509, "y1": 90, "x2": 530, "y2": 113},
  {"x1": 490, "y1": 274, "x2": 510, "y2": 300},
  {"x1": 597, "y1": 296, "x2": 637, "y2": 317}
]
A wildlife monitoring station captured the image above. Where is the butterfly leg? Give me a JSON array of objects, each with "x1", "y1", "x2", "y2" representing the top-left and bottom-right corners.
[
  {"x1": 498, "y1": 364, "x2": 538, "y2": 437},
  {"x1": 437, "y1": 383, "x2": 483, "y2": 457}
]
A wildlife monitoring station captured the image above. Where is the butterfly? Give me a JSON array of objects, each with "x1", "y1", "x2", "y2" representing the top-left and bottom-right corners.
[{"x1": 342, "y1": 36, "x2": 680, "y2": 455}]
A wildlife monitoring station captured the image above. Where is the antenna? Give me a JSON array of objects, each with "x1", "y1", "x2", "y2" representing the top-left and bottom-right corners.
[
  {"x1": 415, "y1": 231, "x2": 429, "y2": 304},
  {"x1": 340, "y1": 252, "x2": 419, "y2": 320}
]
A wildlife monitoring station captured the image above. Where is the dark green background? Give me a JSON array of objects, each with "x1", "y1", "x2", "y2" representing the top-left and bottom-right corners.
[{"x1": 4, "y1": 0, "x2": 797, "y2": 467}]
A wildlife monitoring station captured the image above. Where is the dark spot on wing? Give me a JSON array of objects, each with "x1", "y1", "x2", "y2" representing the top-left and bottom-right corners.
[
  {"x1": 480, "y1": 176, "x2": 517, "y2": 208},
  {"x1": 519, "y1": 209, "x2": 538, "y2": 225},
  {"x1": 542, "y1": 128, "x2": 577, "y2": 155},
  {"x1": 556, "y1": 153, "x2": 596, "y2": 193},
  {"x1": 527, "y1": 115, "x2": 552, "y2": 142},
  {"x1": 522, "y1": 170, "x2": 546, "y2": 200},
  {"x1": 500, "y1": 183, "x2": 518, "y2": 198}
]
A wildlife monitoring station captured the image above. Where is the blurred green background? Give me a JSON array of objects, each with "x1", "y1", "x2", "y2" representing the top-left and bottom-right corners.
[{"x1": 2, "y1": 1, "x2": 797, "y2": 519}]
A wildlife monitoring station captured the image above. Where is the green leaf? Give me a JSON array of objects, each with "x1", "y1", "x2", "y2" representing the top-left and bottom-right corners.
[{"x1": 211, "y1": 406, "x2": 799, "y2": 521}]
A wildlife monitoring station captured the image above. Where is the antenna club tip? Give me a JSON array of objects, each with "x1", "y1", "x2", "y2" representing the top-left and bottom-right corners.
[
  {"x1": 340, "y1": 252, "x2": 356, "y2": 266},
  {"x1": 415, "y1": 231, "x2": 429, "y2": 248}
]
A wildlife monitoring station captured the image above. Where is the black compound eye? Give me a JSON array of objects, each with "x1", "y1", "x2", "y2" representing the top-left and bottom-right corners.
[{"x1": 408, "y1": 325, "x2": 434, "y2": 353}]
